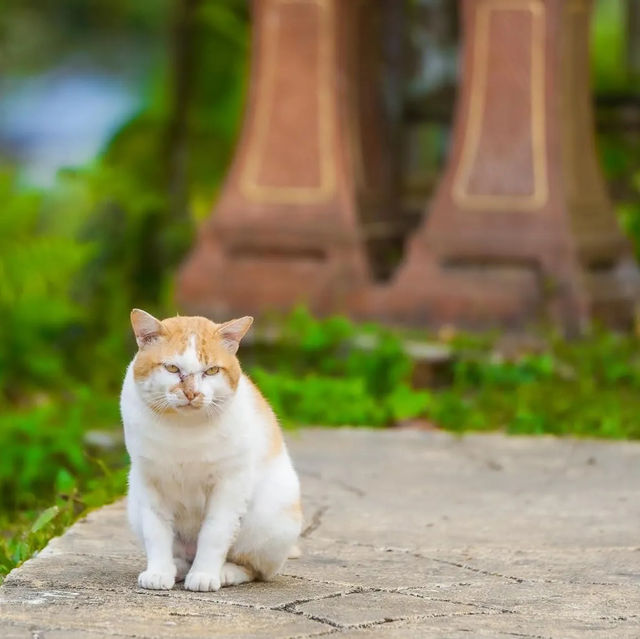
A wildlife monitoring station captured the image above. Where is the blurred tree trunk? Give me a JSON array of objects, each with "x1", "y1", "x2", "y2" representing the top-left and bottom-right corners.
[
  {"x1": 381, "y1": 0, "x2": 406, "y2": 200},
  {"x1": 166, "y1": 0, "x2": 201, "y2": 227},
  {"x1": 629, "y1": 0, "x2": 640, "y2": 80}
]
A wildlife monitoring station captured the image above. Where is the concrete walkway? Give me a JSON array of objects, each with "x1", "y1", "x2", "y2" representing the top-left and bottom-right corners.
[{"x1": 2, "y1": 428, "x2": 640, "y2": 638}]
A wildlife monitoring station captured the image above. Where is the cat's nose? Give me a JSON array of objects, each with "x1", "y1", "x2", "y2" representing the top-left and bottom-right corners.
[{"x1": 183, "y1": 388, "x2": 196, "y2": 401}]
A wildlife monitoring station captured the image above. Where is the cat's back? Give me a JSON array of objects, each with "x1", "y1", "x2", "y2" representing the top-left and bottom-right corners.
[{"x1": 241, "y1": 374, "x2": 292, "y2": 467}]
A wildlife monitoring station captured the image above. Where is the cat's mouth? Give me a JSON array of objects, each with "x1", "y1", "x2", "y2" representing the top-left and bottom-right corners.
[{"x1": 177, "y1": 402, "x2": 203, "y2": 411}]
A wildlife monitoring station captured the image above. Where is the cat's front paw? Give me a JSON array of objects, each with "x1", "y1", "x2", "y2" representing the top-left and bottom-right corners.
[
  {"x1": 184, "y1": 570, "x2": 221, "y2": 592},
  {"x1": 138, "y1": 570, "x2": 175, "y2": 590}
]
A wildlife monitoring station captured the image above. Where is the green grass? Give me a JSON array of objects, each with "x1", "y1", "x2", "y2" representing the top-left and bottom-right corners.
[
  {"x1": 0, "y1": 469, "x2": 127, "y2": 579},
  {"x1": 0, "y1": 392, "x2": 127, "y2": 581},
  {"x1": 249, "y1": 310, "x2": 640, "y2": 439}
]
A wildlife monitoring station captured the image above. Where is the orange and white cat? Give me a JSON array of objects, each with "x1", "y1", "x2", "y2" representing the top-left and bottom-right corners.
[{"x1": 120, "y1": 310, "x2": 302, "y2": 591}]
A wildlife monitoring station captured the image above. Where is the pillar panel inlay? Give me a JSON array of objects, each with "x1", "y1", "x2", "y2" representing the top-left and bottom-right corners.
[
  {"x1": 240, "y1": 0, "x2": 336, "y2": 204},
  {"x1": 453, "y1": 0, "x2": 548, "y2": 210}
]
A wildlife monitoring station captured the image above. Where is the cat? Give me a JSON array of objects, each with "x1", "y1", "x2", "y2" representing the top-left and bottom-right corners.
[{"x1": 120, "y1": 309, "x2": 302, "y2": 591}]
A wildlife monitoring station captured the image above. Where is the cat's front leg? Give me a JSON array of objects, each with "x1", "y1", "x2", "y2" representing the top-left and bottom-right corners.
[
  {"x1": 138, "y1": 505, "x2": 176, "y2": 590},
  {"x1": 184, "y1": 473, "x2": 251, "y2": 592}
]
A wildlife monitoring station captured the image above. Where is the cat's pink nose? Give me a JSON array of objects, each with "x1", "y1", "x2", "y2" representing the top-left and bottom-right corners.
[{"x1": 184, "y1": 388, "x2": 196, "y2": 401}]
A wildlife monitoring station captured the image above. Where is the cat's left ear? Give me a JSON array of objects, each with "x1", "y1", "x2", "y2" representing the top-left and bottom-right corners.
[
  {"x1": 217, "y1": 316, "x2": 253, "y2": 354},
  {"x1": 131, "y1": 309, "x2": 163, "y2": 348}
]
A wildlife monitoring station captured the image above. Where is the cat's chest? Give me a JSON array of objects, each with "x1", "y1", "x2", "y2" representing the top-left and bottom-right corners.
[
  {"x1": 141, "y1": 458, "x2": 217, "y2": 529},
  {"x1": 136, "y1": 421, "x2": 242, "y2": 469},
  {"x1": 135, "y1": 423, "x2": 248, "y2": 502},
  {"x1": 142, "y1": 456, "x2": 223, "y2": 496}
]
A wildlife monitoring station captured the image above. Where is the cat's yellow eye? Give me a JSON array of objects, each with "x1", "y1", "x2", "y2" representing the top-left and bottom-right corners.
[
  {"x1": 205, "y1": 366, "x2": 220, "y2": 376},
  {"x1": 164, "y1": 364, "x2": 179, "y2": 374}
]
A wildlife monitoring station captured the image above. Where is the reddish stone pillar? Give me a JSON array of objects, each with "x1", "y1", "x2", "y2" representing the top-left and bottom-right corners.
[
  {"x1": 178, "y1": 0, "x2": 393, "y2": 317},
  {"x1": 372, "y1": 0, "x2": 639, "y2": 332}
]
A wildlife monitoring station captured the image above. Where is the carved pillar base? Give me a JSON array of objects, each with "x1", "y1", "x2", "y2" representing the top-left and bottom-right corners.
[
  {"x1": 369, "y1": 0, "x2": 639, "y2": 332},
  {"x1": 177, "y1": 0, "x2": 393, "y2": 318}
]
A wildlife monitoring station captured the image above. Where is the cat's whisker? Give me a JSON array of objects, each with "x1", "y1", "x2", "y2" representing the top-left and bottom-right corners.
[
  {"x1": 205, "y1": 399, "x2": 226, "y2": 415},
  {"x1": 204, "y1": 402, "x2": 223, "y2": 417},
  {"x1": 148, "y1": 395, "x2": 173, "y2": 414}
]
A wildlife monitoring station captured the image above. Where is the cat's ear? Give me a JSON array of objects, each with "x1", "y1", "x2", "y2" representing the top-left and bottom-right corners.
[
  {"x1": 217, "y1": 316, "x2": 253, "y2": 354},
  {"x1": 130, "y1": 309, "x2": 163, "y2": 348}
]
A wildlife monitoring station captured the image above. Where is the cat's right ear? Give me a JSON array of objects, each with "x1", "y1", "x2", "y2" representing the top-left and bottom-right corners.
[{"x1": 130, "y1": 309, "x2": 163, "y2": 348}]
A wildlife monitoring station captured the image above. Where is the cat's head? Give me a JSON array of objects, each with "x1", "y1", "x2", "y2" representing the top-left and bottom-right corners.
[{"x1": 129, "y1": 309, "x2": 253, "y2": 417}]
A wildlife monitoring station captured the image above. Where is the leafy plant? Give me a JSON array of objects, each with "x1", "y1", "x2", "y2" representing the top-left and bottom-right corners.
[
  {"x1": 0, "y1": 465, "x2": 127, "y2": 578},
  {"x1": 0, "y1": 390, "x2": 123, "y2": 512},
  {"x1": 250, "y1": 308, "x2": 432, "y2": 427},
  {"x1": 424, "y1": 327, "x2": 640, "y2": 440},
  {"x1": 0, "y1": 387, "x2": 126, "y2": 580},
  {"x1": 0, "y1": 172, "x2": 91, "y2": 402},
  {"x1": 245, "y1": 310, "x2": 640, "y2": 442}
]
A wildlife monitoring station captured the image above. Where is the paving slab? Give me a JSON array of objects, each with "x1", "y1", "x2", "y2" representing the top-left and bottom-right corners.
[{"x1": 2, "y1": 428, "x2": 640, "y2": 638}]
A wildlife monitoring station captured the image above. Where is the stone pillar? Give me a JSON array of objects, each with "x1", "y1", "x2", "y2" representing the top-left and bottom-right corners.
[
  {"x1": 178, "y1": 0, "x2": 394, "y2": 317},
  {"x1": 372, "y1": 0, "x2": 639, "y2": 332}
]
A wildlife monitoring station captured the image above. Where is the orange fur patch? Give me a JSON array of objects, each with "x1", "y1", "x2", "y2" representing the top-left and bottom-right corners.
[
  {"x1": 228, "y1": 551, "x2": 253, "y2": 568},
  {"x1": 268, "y1": 418, "x2": 284, "y2": 459},
  {"x1": 246, "y1": 378, "x2": 283, "y2": 460},
  {"x1": 286, "y1": 499, "x2": 303, "y2": 522}
]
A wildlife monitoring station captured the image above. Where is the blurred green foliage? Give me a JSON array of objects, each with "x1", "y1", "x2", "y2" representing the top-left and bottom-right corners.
[
  {"x1": 249, "y1": 309, "x2": 431, "y2": 426},
  {"x1": 0, "y1": 174, "x2": 89, "y2": 401},
  {"x1": 430, "y1": 330, "x2": 640, "y2": 440},
  {"x1": 0, "y1": 390, "x2": 123, "y2": 512},
  {"x1": 591, "y1": 0, "x2": 629, "y2": 92},
  {"x1": 249, "y1": 309, "x2": 640, "y2": 440},
  {"x1": 590, "y1": 0, "x2": 640, "y2": 260}
]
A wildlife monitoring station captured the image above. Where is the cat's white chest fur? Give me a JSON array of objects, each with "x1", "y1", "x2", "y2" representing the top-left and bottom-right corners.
[
  {"x1": 139, "y1": 457, "x2": 210, "y2": 544},
  {"x1": 120, "y1": 310, "x2": 302, "y2": 592}
]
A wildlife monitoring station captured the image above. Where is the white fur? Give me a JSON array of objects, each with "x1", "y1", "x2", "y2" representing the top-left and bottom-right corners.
[{"x1": 121, "y1": 351, "x2": 301, "y2": 592}]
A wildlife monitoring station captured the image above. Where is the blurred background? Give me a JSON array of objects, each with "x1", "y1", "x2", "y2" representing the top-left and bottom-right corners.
[{"x1": 0, "y1": 0, "x2": 639, "y2": 580}]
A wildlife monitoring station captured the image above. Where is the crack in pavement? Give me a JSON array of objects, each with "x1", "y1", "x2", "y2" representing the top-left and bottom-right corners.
[
  {"x1": 428, "y1": 557, "x2": 525, "y2": 584},
  {"x1": 394, "y1": 589, "x2": 516, "y2": 614},
  {"x1": 300, "y1": 470, "x2": 366, "y2": 498},
  {"x1": 302, "y1": 506, "x2": 328, "y2": 538},
  {"x1": 327, "y1": 538, "x2": 529, "y2": 584},
  {"x1": 272, "y1": 589, "x2": 362, "y2": 613},
  {"x1": 288, "y1": 630, "x2": 341, "y2": 639},
  {"x1": 289, "y1": 610, "x2": 532, "y2": 639},
  {"x1": 279, "y1": 607, "x2": 343, "y2": 629},
  {"x1": 278, "y1": 571, "x2": 479, "y2": 594},
  {"x1": 282, "y1": 607, "x2": 509, "y2": 635},
  {"x1": 271, "y1": 583, "x2": 519, "y2": 634},
  {"x1": 331, "y1": 478, "x2": 365, "y2": 498}
]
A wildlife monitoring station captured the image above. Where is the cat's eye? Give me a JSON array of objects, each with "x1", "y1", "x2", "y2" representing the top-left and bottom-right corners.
[
  {"x1": 164, "y1": 364, "x2": 180, "y2": 374},
  {"x1": 205, "y1": 366, "x2": 220, "y2": 376}
]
